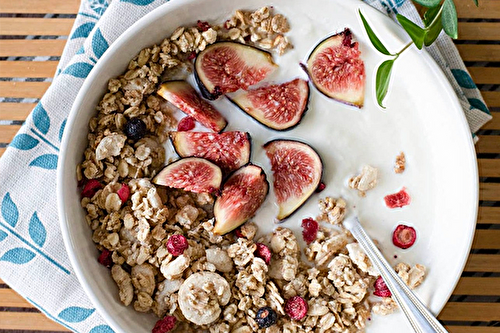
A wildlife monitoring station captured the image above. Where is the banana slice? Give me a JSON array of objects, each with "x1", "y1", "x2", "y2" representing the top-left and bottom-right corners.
[{"x1": 178, "y1": 272, "x2": 231, "y2": 325}]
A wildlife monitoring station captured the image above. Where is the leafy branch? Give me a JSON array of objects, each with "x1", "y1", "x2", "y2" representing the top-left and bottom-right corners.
[{"x1": 360, "y1": 0, "x2": 477, "y2": 108}]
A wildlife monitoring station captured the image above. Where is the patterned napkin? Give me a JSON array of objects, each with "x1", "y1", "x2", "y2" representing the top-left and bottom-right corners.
[{"x1": 0, "y1": 0, "x2": 491, "y2": 332}]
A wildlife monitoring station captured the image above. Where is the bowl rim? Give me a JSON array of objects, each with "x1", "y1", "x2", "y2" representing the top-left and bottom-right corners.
[{"x1": 57, "y1": 0, "x2": 479, "y2": 331}]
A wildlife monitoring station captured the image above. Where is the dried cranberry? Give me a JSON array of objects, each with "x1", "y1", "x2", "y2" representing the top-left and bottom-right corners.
[
  {"x1": 392, "y1": 224, "x2": 417, "y2": 249},
  {"x1": 254, "y1": 243, "x2": 271, "y2": 264},
  {"x1": 223, "y1": 20, "x2": 231, "y2": 30},
  {"x1": 234, "y1": 228, "x2": 245, "y2": 238},
  {"x1": 187, "y1": 51, "x2": 196, "y2": 60},
  {"x1": 124, "y1": 118, "x2": 147, "y2": 141},
  {"x1": 285, "y1": 296, "x2": 308, "y2": 320},
  {"x1": 255, "y1": 306, "x2": 277, "y2": 328},
  {"x1": 117, "y1": 184, "x2": 130, "y2": 203},
  {"x1": 197, "y1": 20, "x2": 211, "y2": 32},
  {"x1": 384, "y1": 188, "x2": 411, "y2": 209},
  {"x1": 373, "y1": 276, "x2": 391, "y2": 297},
  {"x1": 98, "y1": 249, "x2": 113, "y2": 268},
  {"x1": 152, "y1": 315, "x2": 176, "y2": 333},
  {"x1": 81, "y1": 179, "x2": 102, "y2": 198},
  {"x1": 166, "y1": 234, "x2": 189, "y2": 256},
  {"x1": 315, "y1": 182, "x2": 326, "y2": 193},
  {"x1": 301, "y1": 218, "x2": 319, "y2": 244},
  {"x1": 177, "y1": 116, "x2": 196, "y2": 131}
]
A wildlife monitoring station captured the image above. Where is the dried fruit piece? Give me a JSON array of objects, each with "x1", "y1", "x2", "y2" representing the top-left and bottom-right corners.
[
  {"x1": 81, "y1": 179, "x2": 102, "y2": 198},
  {"x1": 177, "y1": 116, "x2": 196, "y2": 131},
  {"x1": 305, "y1": 28, "x2": 365, "y2": 107},
  {"x1": 229, "y1": 78, "x2": 309, "y2": 130},
  {"x1": 117, "y1": 184, "x2": 130, "y2": 203},
  {"x1": 384, "y1": 188, "x2": 411, "y2": 208},
  {"x1": 374, "y1": 276, "x2": 392, "y2": 297},
  {"x1": 197, "y1": 20, "x2": 211, "y2": 32},
  {"x1": 124, "y1": 118, "x2": 147, "y2": 141},
  {"x1": 97, "y1": 249, "x2": 113, "y2": 268},
  {"x1": 166, "y1": 234, "x2": 189, "y2": 256},
  {"x1": 285, "y1": 296, "x2": 308, "y2": 320},
  {"x1": 213, "y1": 164, "x2": 269, "y2": 235},
  {"x1": 195, "y1": 42, "x2": 277, "y2": 100},
  {"x1": 254, "y1": 243, "x2": 271, "y2": 264},
  {"x1": 153, "y1": 157, "x2": 222, "y2": 194},
  {"x1": 256, "y1": 307, "x2": 277, "y2": 328},
  {"x1": 170, "y1": 131, "x2": 251, "y2": 174},
  {"x1": 158, "y1": 81, "x2": 227, "y2": 133},
  {"x1": 152, "y1": 315, "x2": 177, "y2": 333},
  {"x1": 393, "y1": 224, "x2": 417, "y2": 249},
  {"x1": 301, "y1": 218, "x2": 319, "y2": 244},
  {"x1": 315, "y1": 182, "x2": 326, "y2": 193},
  {"x1": 264, "y1": 139, "x2": 323, "y2": 221}
]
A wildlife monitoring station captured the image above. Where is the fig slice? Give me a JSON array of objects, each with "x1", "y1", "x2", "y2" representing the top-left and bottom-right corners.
[
  {"x1": 213, "y1": 164, "x2": 269, "y2": 235},
  {"x1": 264, "y1": 139, "x2": 323, "y2": 221},
  {"x1": 170, "y1": 131, "x2": 251, "y2": 174},
  {"x1": 157, "y1": 80, "x2": 227, "y2": 133},
  {"x1": 195, "y1": 42, "x2": 278, "y2": 100},
  {"x1": 228, "y1": 78, "x2": 310, "y2": 131},
  {"x1": 153, "y1": 157, "x2": 222, "y2": 194},
  {"x1": 305, "y1": 28, "x2": 365, "y2": 107}
]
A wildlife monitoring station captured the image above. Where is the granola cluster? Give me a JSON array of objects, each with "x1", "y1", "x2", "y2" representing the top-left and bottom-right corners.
[{"x1": 78, "y1": 8, "x2": 424, "y2": 333}]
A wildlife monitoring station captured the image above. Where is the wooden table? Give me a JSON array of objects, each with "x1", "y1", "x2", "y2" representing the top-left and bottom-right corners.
[{"x1": 0, "y1": 0, "x2": 499, "y2": 332}]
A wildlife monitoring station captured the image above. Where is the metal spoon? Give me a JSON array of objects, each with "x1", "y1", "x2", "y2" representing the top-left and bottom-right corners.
[{"x1": 343, "y1": 217, "x2": 448, "y2": 333}]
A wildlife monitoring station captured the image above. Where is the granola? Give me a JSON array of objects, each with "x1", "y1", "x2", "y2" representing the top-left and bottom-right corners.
[
  {"x1": 394, "y1": 152, "x2": 406, "y2": 174},
  {"x1": 78, "y1": 7, "x2": 426, "y2": 333}
]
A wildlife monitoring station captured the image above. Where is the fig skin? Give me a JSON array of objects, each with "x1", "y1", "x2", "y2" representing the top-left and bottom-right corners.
[
  {"x1": 227, "y1": 78, "x2": 311, "y2": 131},
  {"x1": 169, "y1": 131, "x2": 252, "y2": 175},
  {"x1": 304, "y1": 28, "x2": 365, "y2": 108},
  {"x1": 263, "y1": 139, "x2": 323, "y2": 222},
  {"x1": 213, "y1": 164, "x2": 269, "y2": 235},
  {"x1": 194, "y1": 42, "x2": 277, "y2": 100}
]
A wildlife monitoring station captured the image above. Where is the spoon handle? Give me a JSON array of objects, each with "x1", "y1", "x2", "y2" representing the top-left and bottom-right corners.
[{"x1": 344, "y1": 218, "x2": 448, "y2": 333}]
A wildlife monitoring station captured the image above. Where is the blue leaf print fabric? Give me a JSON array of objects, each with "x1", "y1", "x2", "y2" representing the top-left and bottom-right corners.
[{"x1": 0, "y1": 0, "x2": 491, "y2": 333}]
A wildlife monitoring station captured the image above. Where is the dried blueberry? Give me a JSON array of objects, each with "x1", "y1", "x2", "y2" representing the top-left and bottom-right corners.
[
  {"x1": 255, "y1": 307, "x2": 277, "y2": 328},
  {"x1": 124, "y1": 118, "x2": 147, "y2": 141}
]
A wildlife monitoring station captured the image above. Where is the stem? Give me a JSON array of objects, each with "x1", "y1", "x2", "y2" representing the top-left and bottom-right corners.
[
  {"x1": 428, "y1": 4, "x2": 444, "y2": 30},
  {"x1": 396, "y1": 41, "x2": 413, "y2": 57}
]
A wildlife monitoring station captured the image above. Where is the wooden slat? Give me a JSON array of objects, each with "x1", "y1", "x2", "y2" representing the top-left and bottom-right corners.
[
  {"x1": 477, "y1": 207, "x2": 500, "y2": 224},
  {"x1": 0, "y1": 40, "x2": 67, "y2": 57},
  {"x1": 478, "y1": 159, "x2": 500, "y2": 178},
  {"x1": 464, "y1": 255, "x2": 500, "y2": 272},
  {"x1": 476, "y1": 136, "x2": 500, "y2": 154},
  {"x1": 458, "y1": 22, "x2": 500, "y2": 41},
  {"x1": 447, "y1": 327, "x2": 500, "y2": 333},
  {"x1": 0, "y1": 81, "x2": 51, "y2": 99},
  {"x1": 480, "y1": 183, "x2": 500, "y2": 201},
  {"x1": 0, "y1": 125, "x2": 21, "y2": 143},
  {"x1": 0, "y1": 289, "x2": 34, "y2": 308},
  {"x1": 439, "y1": 303, "x2": 500, "y2": 321},
  {"x1": 0, "y1": 18, "x2": 74, "y2": 36},
  {"x1": 0, "y1": 312, "x2": 69, "y2": 331},
  {"x1": 483, "y1": 91, "x2": 500, "y2": 108},
  {"x1": 0, "y1": 148, "x2": 5, "y2": 158},
  {"x1": 0, "y1": 61, "x2": 58, "y2": 78},
  {"x1": 472, "y1": 230, "x2": 500, "y2": 249},
  {"x1": 482, "y1": 112, "x2": 500, "y2": 130},
  {"x1": 0, "y1": 103, "x2": 35, "y2": 120},
  {"x1": 468, "y1": 67, "x2": 500, "y2": 85},
  {"x1": 453, "y1": 277, "x2": 500, "y2": 296},
  {"x1": 0, "y1": 0, "x2": 79, "y2": 14},
  {"x1": 456, "y1": 45, "x2": 500, "y2": 62},
  {"x1": 456, "y1": 0, "x2": 500, "y2": 19}
]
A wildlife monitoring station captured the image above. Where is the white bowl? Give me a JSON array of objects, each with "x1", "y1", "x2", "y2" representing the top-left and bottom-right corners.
[{"x1": 58, "y1": 0, "x2": 478, "y2": 332}]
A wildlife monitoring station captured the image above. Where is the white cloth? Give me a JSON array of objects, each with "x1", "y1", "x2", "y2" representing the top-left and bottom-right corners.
[{"x1": 0, "y1": 0, "x2": 491, "y2": 332}]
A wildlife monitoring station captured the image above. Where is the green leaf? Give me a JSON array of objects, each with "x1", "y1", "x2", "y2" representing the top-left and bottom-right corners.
[
  {"x1": 376, "y1": 59, "x2": 396, "y2": 108},
  {"x1": 412, "y1": 0, "x2": 441, "y2": 8},
  {"x1": 423, "y1": 6, "x2": 443, "y2": 46},
  {"x1": 442, "y1": 0, "x2": 458, "y2": 39},
  {"x1": 397, "y1": 14, "x2": 426, "y2": 49},
  {"x1": 472, "y1": 0, "x2": 478, "y2": 6},
  {"x1": 359, "y1": 10, "x2": 393, "y2": 56}
]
